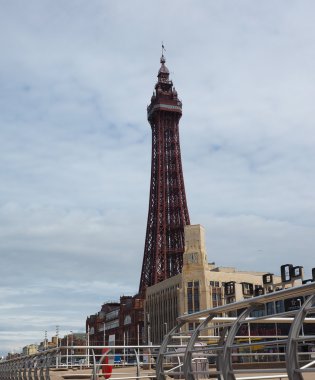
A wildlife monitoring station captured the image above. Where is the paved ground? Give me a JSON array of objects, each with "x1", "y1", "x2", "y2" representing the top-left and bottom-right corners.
[
  {"x1": 49, "y1": 366, "x2": 155, "y2": 380},
  {"x1": 48, "y1": 365, "x2": 315, "y2": 380}
]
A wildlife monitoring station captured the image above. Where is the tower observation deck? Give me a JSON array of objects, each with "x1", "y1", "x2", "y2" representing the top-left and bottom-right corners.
[{"x1": 139, "y1": 54, "x2": 190, "y2": 294}]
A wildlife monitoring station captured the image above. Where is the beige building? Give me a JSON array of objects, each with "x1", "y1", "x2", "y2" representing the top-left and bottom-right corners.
[
  {"x1": 146, "y1": 224, "x2": 279, "y2": 344},
  {"x1": 22, "y1": 344, "x2": 38, "y2": 356}
]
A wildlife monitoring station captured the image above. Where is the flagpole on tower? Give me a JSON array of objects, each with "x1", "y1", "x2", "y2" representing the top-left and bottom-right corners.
[{"x1": 162, "y1": 42, "x2": 166, "y2": 56}]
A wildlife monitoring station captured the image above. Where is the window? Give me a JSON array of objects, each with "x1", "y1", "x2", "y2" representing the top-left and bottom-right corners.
[
  {"x1": 124, "y1": 315, "x2": 131, "y2": 325},
  {"x1": 210, "y1": 281, "x2": 220, "y2": 287},
  {"x1": 225, "y1": 282, "x2": 235, "y2": 296},
  {"x1": 212, "y1": 287, "x2": 222, "y2": 307},
  {"x1": 187, "y1": 281, "x2": 200, "y2": 313},
  {"x1": 275, "y1": 300, "x2": 284, "y2": 314},
  {"x1": 106, "y1": 309, "x2": 119, "y2": 321},
  {"x1": 226, "y1": 297, "x2": 235, "y2": 304},
  {"x1": 263, "y1": 273, "x2": 273, "y2": 284},
  {"x1": 251, "y1": 309, "x2": 264, "y2": 317},
  {"x1": 107, "y1": 320, "x2": 119, "y2": 330},
  {"x1": 194, "y1": 285, "x2": 200, "y2": 312},
  {"x1": 254, "y1": 286, "x2": 264, "y2": 297},
  {"x1": 266, "y1": 302, "x2": 274, "y2": 315},
  {"x1": 242, "y1": 282, "x2": 253, "y2": 296},
  {"x1": 187, "y1": 286, "x2": 193, "y2": 314}
]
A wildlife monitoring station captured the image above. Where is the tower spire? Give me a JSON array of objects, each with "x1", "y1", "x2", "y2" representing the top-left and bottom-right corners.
[
  {"x1": 161, "y1": 42, "x2": 166, "y2": 57},
  {"x1": 139, "y1": 54, "x2": 190, "y2": 294},
  {"x1": 157, "y1": 50, "x2": 170, "y2": 84}
]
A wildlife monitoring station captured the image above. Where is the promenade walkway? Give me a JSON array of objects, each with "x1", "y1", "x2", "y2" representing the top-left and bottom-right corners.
[{"x1": 48, "y1": 366, "x2": 315, "y2": 380}]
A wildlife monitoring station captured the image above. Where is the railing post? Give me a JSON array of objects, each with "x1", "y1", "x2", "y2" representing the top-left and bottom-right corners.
[
  {"x1": 17, "y1": 357, "x2": 22, "y2": 380},
  {"x1": 45, "y1": 352, "x2": 54, "y2": 380},
  {"x1": 39, "y1": 353, "x2": 45, "y2": 380},
  {"x1": 216, "y1": 326, "x2": 229, "y2": 380},
  {"x1": 156, "y1": 322, "x2": 185, "y2": 380},
  {"x1": 221, "y1": 306, "x2": 255, "y2": 380},
  {"x1": 22, "y1": 357, "x2": 27, "y2": 380},
  {"x1": 286, "y1": 293, "x2": 315, "y2": 380},
  {"x1": 91, "y1": 349, "x2": 97, "y2": 380},
  {"x1": 183, "y1": 314, "x2": 216, "y2": 380},
  {"x1": 133, "y1": 348, "x2": 140, "y2": 380},
  {"x1": 27, "y1": 357, "x2": 32, "y2": 380},
  {"x1": 34, "y1": 356, "x2": 39, "y2": 380}
]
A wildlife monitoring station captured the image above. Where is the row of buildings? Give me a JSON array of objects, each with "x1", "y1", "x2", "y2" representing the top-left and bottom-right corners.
[
  {"x1": 6, "y1": 232, "x2": 312, "y2": 361},
  {"x1": 5, "y1": 333, "x2": 87, "y2": 361},
  {"x1": 87, "y1": 224, "x2": 313, "y2": 347}
]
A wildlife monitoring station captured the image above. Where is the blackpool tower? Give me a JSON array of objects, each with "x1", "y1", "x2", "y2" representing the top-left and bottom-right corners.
[{"x1": 139, "y1": 53, "x2": 190, "y2": 294}]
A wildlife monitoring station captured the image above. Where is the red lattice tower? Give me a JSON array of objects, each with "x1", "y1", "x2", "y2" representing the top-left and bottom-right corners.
[{"x1": 139, "y1": 54, "x2": 190, "y2": 294}]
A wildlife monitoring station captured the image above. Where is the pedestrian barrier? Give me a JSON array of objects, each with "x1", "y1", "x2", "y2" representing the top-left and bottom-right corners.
[
  {"x1": 0, "y1": 283, "x2": 314, "y2": 380},
  {"x1": 157, "y1": 282, "x2": 315, "y2": 380}
]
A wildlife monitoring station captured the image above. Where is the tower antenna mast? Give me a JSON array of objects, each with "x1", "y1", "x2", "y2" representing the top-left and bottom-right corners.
[{"x1": 161, "y1": 42, "x2": 166, "y2": 56}]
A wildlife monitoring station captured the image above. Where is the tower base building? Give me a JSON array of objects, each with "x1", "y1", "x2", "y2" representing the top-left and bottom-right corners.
[{"x1": 145, "y1": 225, "x2": 279, "y2": 344}]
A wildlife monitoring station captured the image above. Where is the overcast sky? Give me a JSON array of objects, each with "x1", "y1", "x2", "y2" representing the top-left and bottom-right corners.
[{"x1": 1, "y1": 0, "x2": 315, "y2": 356}]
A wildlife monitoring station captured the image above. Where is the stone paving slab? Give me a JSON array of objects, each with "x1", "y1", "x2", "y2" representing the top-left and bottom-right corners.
[{"x1": 48, "y1": 366, "x2": 315, "y2": 380}]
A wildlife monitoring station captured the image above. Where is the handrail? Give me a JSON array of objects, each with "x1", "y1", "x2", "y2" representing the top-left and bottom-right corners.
[
  {"x1": 1, "y1": 283, "x2": 314, "y2": 380},
  {"x1": 0, "y1": 345, "x2": 159, "y2": 380},
  {"x1": 178, "y1": 282, "x2": 315, "y2": 322},
  {"x1": 157, "y1": 282, "x2": 315, "y2": 380}
]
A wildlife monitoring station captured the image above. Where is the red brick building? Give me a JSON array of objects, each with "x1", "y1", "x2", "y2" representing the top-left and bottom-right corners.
[{"x1": 86, "y1": 296, "x2": 144, "y2": 348}]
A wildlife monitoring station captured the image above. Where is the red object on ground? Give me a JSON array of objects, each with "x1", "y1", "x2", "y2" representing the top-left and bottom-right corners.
[{"x1": 101, "y1": 348, "x2": 113, "y2": 379}]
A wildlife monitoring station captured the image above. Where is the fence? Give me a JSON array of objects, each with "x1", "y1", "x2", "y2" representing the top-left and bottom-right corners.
[
  {"x1": 0, "y1": 282, "x2": 314, "y2": 380},
  {"x1": 157, "y1": 281, "x2": 315, "y2": 380}
]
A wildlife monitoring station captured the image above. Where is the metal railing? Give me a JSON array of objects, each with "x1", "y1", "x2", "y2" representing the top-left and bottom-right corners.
[
  {"x1": 0, "y1": 345, "x2": 159, "y2": 380},
  {"x1": 0, "y1": 283, "x2": 314, "y2": 380},
  {"x1": 157, "y1": 282, "x2": 315, "y2": 380}
]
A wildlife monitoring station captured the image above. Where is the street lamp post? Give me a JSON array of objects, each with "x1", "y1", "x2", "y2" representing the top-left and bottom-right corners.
[
  {"x1": 123, "y1": 331, "x2": 126, "y2": 364},
  {"x1": 87, "y1": 326, "x2": 90, "y2": 367},
  {"x1": 137, "y1": 324, "x2": 140, "y2": 356},
  {"x1": 248, "y1": 322, "x2": 252, "y2": 363},
  {"x1": 56, "y1": 325, "x2": 59, "y2": 369},
  {"x1": 103, "y1": 322, "x2": 106, "y2": 346},
  {"x1": 146, "y1": 314, "x2": 151, "y2": 370},
  {"x1": 164, "y1": 322, "x2": 168, "y2": 336},
  {"x1": 66, "y1": 335, "x2": 69, "y2": 369},
  {"x1": 179, "y1": 327, "x2": 183, "y2": 346},
  {"x1": 297, "y1": 299, "x2": 305, "y2": 338},
  {"x1": 70, "y1": 331, "x2": 73, "y2": 367},
  {"x1": 44, "y1": 330, "x2": 47, "y2": 350},
  {"x1": 126, "y1": 329, "x2": 129, "y2": 362},
  {"x1": 147, "y1": 314, "x2": 151, "y2": 345}
]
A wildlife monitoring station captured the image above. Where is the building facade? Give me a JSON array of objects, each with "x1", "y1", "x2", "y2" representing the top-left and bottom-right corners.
[
  {"x1": 22, "y1": 344, "x2": 38, "y2": 356},
  {"x1": 86, "y1": 296, "x2": 144, "y2": 349},
  {"x1": 59, "y1": 333, "x2": 86, "y2": 364},
  {"x1": 145, "y1": 224, "x2": 281, "y2": 344},
  {"x1": 86, "y1": 302, "x2": 120, "y2": 347}
]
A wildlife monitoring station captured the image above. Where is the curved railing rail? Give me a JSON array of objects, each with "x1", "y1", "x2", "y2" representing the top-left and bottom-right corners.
[
  {"x1": 0, "y1": 345, "x2": 159, "y2": 380},
  {"x1": 1, "y1": 283, "x2": 314, "y2": 380},
  {"x1": 0, "y1": 347, "x2": 58, "y2": 380},
  {"x1": 157, "y1": 282, "x2": 315, "y2": 380}
]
